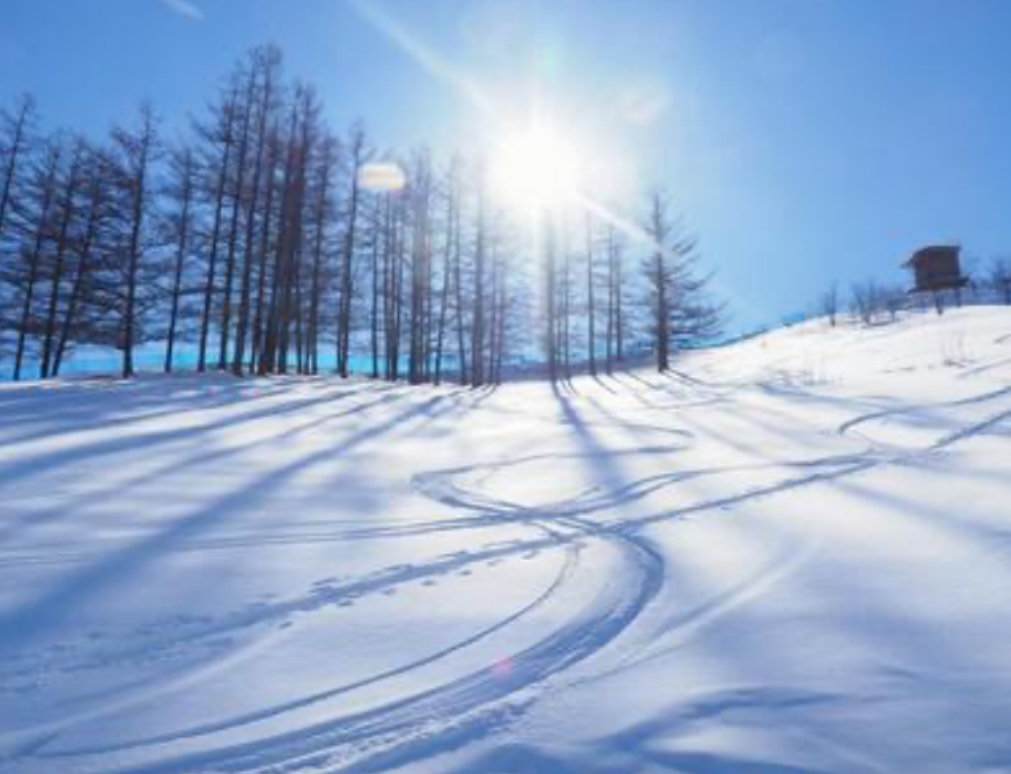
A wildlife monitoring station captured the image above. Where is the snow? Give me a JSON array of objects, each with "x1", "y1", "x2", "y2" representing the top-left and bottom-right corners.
[{"x1": 1, "y1": 306, "x2": 1010, "y2": 774}]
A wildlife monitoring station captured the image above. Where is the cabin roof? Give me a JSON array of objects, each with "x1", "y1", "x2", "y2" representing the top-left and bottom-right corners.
[{"x1": 902, "y1": 244, "x2": 960, "y2": 268}]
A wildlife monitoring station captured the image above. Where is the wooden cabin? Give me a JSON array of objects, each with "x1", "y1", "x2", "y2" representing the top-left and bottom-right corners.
[{"x1": 904, "y1": 245, "x2": 967, "y2": 294}]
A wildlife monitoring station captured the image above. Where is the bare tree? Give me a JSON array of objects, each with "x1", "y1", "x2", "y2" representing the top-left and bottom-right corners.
[
  {"x1": 543, "y1": 215, "x2": 559, "y2": 382},
  {"x1": 53, "y1": 149, "x2": 111, "y2": 377},
  {"x1": 407, "y1": 150, "x2": 433, "y2": 384},
  {"x1": 470, "y1": 168, "x2": 488, "y2": 387},
  {"x1": 232, "y1": 47, "x2": 282, "y2": 375},
  {"x1": 305, "y1": 134, "x2": 338, "y2": 375},
  {"x1": 820, "y1": 281, "x2": 840, "y2": 327},
  {"x1": 881, "y1": 284, "x2": 907, "y2": 322},
  {"x1": 163, "y1": 146, "x2": 196, "y2": 373},
  {"x1": 452, "y1": 174, "x2": 470, "y2": 384},
  {"x1": 108, "y1": 105, "x2": 159, "y2": 378},
  {"x1": 0, "y1": 95, "x2": 35, "y2": 256},
  {"x1": 850, "y1": 279, "x2": 884, "y2": 325},
  {"x1": 336, "y1": 124, "x2": 366, "y2": 377},
  {"x1": 249, "y1": 125, "x2": 281, "y2": 373},
  {"x1": 990, "y1": 257, "x2": 1011, "y2": 305},
  {"x1": 40, "y1": 139, "x2": 86, "y2": 378},
  {"x1": 217, "y1": 63, "x2": 260, "y2": 370},
  {"x1": 0, "y1": 48, "x2": 740, "y2": 385},
  {"x1": 196, "y1": 84, "x2": 238, "y2": 372},
  {"x1": 585, "y1": 213, "x2": 597, "y2": 376},
  {"x1": 643, "y1": 192, "x2": 673, "y2": 370},
  {"x1": 432, "y1": 159, "x2": 459, "y2": 384},
  {"x1": 12, "y1": 140, "x2": 62, "y2": 380},
  {"x1": 642, "y1": 190, "x2": 724, "y2": 370}
]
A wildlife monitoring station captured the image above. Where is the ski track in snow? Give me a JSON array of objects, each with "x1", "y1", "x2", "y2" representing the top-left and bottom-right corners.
[
  {"x1": 8, "y1": 446, "x2": 671, "y2": 772},
  {"x1": 2, "y1": 312, "x2": 1011, "y2": 773}
]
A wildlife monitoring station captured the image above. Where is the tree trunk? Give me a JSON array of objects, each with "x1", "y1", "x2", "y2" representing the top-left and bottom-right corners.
[
  {"x1": 13, "y1": 147, "x2": 61, "y2": 381},
  {"x1": 471, "y1": 187, "x2": 486, "y2": 387},
  {"x1": 432, "y1": 179, "x2": 455, "y2": 385},
  {"x1": 544, "y1": 217, "x2": 558, "y2": 383},
  {"x1": 604, "y1": 226, "x2": 615, "y2": 374},
  {"x1": 54, "y1": 174, "x2": 103, "y2": 377},
  {"x1": 250, "y1": 130, "x2": 279, "y2": 373},
  {"x1": 121, "y1": 111, "x2": 155, "y2": 379},
  {"x1": 453, "y1": 197, "x2": 468, "y2": 385},
  {"x1": 0, "y1": 96, "x2": 33, "y2": 250},
  {"x1": 337, "y1": 131, "x2": 363, "y2": 378},
  {"x1": 41, "y1": 150, "x2": 83, "y2": 379},
  {"x1": 165, "y1": 151, "x2": 194, "y2": 373},
  {"x1": 369, "y1": 197, "x2": 381, "y2": 378},
  {"x1": 198, "y1": 93, "x2": 237, "y2": 372},
  {"x1": 232, "y1": 60, "x2": 275, "y2": 375},
  {"x1": 217, "y1": 73, "x2": 257, "y2": 370}
]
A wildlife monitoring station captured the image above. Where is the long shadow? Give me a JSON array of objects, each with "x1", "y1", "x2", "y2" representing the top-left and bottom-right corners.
[
  {"x1": 408, "y1": 383, "x2": 499, "y2": 437},
  {"x1": 451, "y1": 696, "x2": 836, "y2": 774},
  {"x1": 0, "y1": 388, "x2": 469, "y2": 657},
  {"x1": 0, "y1": 382, "x2": 499, "y2": 559},
  {"x1": 606, "y1": 370, "x2": 722, "y2": 412},
  {"x1": 549, "y1": 380, "x2": 666, "y2": 626},
  {"x1": 438, "y1": 376, "x2": 1011, "y2": 774},
  {"x1": 14, "y1": 386, "x2": 676, "y2": 771},
  {"x1": 0, "y1": 378, "x2": 304, "y2": 448},
  {"x1": 0, "y1": 387, "x2": 412, "y2": 543},
  {"x1": 0, "y1": 381, "x2": 405, "y2": 493},
  {"x1": 0, "y1": 375, "x2": 298, "y2": 435}
]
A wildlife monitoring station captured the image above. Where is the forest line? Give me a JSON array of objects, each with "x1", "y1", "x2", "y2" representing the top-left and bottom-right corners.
[{"x1": 0, "y1": 46, "x2": 723, "y2": 385}]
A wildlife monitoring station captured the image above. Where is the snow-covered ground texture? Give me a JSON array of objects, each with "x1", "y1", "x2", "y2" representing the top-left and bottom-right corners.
[{"x1": 2, "y1": 307, "x2": 1010, "y2": 774}]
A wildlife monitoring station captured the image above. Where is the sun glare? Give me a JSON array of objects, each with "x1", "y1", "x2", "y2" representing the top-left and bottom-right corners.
[{"x1": 489, "y1": 124, "x2": 584, "y2": 215}]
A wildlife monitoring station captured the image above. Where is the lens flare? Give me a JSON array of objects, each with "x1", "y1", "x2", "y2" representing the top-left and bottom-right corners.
[{"x1": 358, "y1": 161, "x2": 407, "y2": 192}]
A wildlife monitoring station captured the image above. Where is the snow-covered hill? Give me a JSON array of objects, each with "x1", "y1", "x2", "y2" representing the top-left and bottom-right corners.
[{"x1": 1, "y1": 307, "x2": 1010, "y2": 774}]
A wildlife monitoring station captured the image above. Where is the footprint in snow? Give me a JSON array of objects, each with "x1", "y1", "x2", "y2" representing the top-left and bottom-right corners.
[{"x1": 314, "y1": 577, "x2": 338, "y2": 586}]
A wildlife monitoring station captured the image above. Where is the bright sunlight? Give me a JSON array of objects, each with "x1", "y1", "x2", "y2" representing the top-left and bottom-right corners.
[
  {"x1": 7, "y1": 4, "x2": 1011, "y2": 773},
  {"x1": 488, "y1": 122, "x2": 585, "y2": 215}
]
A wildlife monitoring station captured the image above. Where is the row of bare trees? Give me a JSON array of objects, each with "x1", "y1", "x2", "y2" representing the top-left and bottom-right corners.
[
  {"x1": 0, "y1": 47, "x2": 724, "y2": 384},
  {"x1": 818, "y1": 256, "x2": 1011, "y2": 328}
]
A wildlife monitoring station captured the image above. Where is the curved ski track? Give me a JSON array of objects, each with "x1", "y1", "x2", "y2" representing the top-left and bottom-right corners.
[{"x1": 7, "y1": 372, "x2": 1011, "y2": 774}]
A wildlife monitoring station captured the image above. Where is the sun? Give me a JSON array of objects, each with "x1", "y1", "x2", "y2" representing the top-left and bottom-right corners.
[{"x1": 488, "y1": 122, "x2": 584, "y2": 215}]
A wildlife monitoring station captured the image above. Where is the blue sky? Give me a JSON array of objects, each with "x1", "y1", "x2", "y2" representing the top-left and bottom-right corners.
[{"x1": 2, "y1": 0, "x2": 1010, "y2": 331}]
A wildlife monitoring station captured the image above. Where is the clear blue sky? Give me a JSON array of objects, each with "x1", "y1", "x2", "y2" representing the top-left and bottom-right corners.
[{"x1": 2, "y1": 0, "x2": 1010, "y2": 330}]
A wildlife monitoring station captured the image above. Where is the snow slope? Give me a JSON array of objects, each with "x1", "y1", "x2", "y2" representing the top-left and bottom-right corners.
[{"x1": 1, "y1": 307, "x2": 1009, "y2": 774}]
